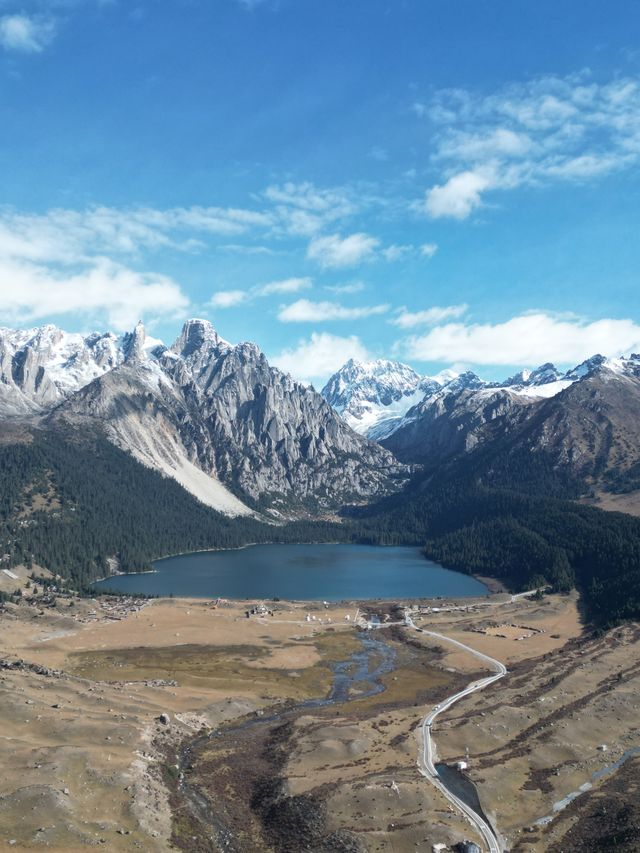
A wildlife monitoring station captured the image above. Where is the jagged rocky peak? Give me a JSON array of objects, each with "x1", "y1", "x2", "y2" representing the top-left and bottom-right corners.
[
  {"x1": 54, "y1": 317, "x2": 408, "y2": 515},
  {"x1": 172, "y1": 318, "x2": 229, "y2": 359},
  {"x1": 0, "y1": 323, "x2": 127, "y2": 412},
  {"x1": 564, "y1": 354, "x2": 607, "y2": 381},
  {"x1": 503, "y1": 362, "x2": 562, "y2": 387},
  {"x1": 439, "y1": 370, "x2": 483, "y2": 394},
  {"x1": 122, "y1": 321, "x2": 147, "y2": 363},
  {"x1": 528, "y1": 362, "x2": 562, "y2": 385},
  {"x1": 322, "y1": 358, "x2": 473, "y2": 439}
]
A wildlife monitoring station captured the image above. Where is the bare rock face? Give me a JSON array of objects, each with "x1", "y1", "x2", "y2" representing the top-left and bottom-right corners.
[
  {"x1": 54, "y1": 319, "x2": 408, "y2": 515},
  {"x1": 382, "y1": 381, "x2": 533, "y2": 465},
  {"x1": 0, "y1": 325, "x2": 124, "y2": 415}
]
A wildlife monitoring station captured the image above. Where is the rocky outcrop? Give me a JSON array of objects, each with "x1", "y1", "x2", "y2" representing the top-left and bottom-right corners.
[{"x1": 54, "y1": 320, "x2": 408, "y2": 515}]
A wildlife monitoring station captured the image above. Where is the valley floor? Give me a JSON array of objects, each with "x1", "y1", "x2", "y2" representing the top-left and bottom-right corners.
[{"x1": 0, "y1": 587, "x2": 638, "y2": 851}]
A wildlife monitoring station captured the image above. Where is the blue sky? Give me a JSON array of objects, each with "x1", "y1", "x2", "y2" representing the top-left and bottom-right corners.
[{"x1": 1, "y1": 0, "x2": 640, "y2": 384}]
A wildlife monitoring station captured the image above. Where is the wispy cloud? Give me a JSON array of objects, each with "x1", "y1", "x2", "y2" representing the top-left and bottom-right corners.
[
  {"x1": 219, "y1": 243, "x2": 276, "y2": 255},
  {"x1": 258, "y1": 277, "x2": 311, "y2": 296},
  {"x1": 278, "y1": 299, "x2": 389, "y2": 323},
  {"x1": 420, "y1": 243, "x2": 438, "y2": 258},
  {"x1": 391, "y1": 304, "x2": 468, "y2": 328},
  {"x1": 271, "y1": 332, "x2": 371, "y2": 384},
  {"x1": 0, "y1": 205, "x2": 272, "y2": 264},
  {"x1": 209, "y1": 277, "x2": 313, "y2": 310},
  {"x1": 399, "y1": 312, "x2": 640, "y2": 365},
  {"x1": 209, "y1": 290, "x2": 248, "y2": 309},
  {"x1": 0, "y1": 14, "x2": 54, "y2": 52},
  {"x1": 263, "y1": 181, "x2": 357, "y2": 237},
  {"x1": 418, "y1": 73, "x2": 640, "y2": 219},
  {"x1": 307, "y1": 232, "x2": 380, "y2": 269},
  {"x1": 381, "y1": 244, "x2": 413, "y2": 262},
  {"x1": 325, "y1": 281, "x2": 365, "y2": 295}
]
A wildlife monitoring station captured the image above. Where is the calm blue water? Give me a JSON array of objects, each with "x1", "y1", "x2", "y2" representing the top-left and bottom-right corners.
[{"x1": 94, "y1": 543, "x2": 487, "y2": 601}]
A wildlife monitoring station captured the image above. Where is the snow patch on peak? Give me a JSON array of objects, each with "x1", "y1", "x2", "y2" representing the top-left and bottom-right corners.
[
  {"x1": 564, "y1": 354, "x2": 607, "y2": 381},
  {"x1": 322, "y1": 359, "x2": 470, "y2": 438}
]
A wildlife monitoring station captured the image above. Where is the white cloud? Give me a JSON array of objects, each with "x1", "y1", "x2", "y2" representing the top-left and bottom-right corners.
[
  {"x1": 425, "y1": 170, "x2": 493, "y2": 219},
  {"x1": 307, "y1": 232, "x2": 380, "y2": 268},
  {"x1": 382, "y1": 244, "x2": 412, "y2": 261},
  {"x1": 422, "y1": 73, "x2": 640, "y2": 219},
  {"x1": 209, "y1": 290, "x2": 247, "y2": 309},
  {"x1": 264, "y1": 181, "x2": 357, "y2": 237},
  {"x1": 400, "y1": 312, "x2": 640, "y2": 365},
  {"x1": 438, "y1": 127, "x2": 533, "y2": 161},
  {"x1": 258, "y1": 277, "x2": 312, "y2": 296},
  {"x1": 0, "y1": 257, "x2": 188, "y2": 331},
  {"x1": 0, "y1": 205, "x2": 272, "y2": 265},
  {"x1": 264, "y1": 181, "x2": 354, "y2": 214},
  {"x1": 219, "y1": 244, "x2": 276, "y2": 255},
  {"x1": 420, "y1": 243, "x2": 438, "y2": 258},
  {"x1": 271, "y1": 332, "x2": 370, "y2": 383},
  {"x1": 209, "y1": 278, "x2": 312, "y2": 309},
  {"x1": 391, "y1": 304, "x2": 468, "y2": 328},
  {"x1": 0, "y1": 14, "x2": 54, "y2": 52},
  {"x1": 325, "y1": 281, "x2": 365, "y2": 295},
  {"x1": 278, "y1": 299, "x2": 389, "y2": 323}
]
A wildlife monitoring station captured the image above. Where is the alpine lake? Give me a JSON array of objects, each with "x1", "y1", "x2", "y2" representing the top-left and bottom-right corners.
[{"x1": 94, "y1": 543, "x2": 488, "y2": 600}]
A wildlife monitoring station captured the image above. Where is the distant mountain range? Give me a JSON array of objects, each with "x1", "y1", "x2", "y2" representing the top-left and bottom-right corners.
[
  {"x1": 2, "y1": 320, "x2": 640, "y2": 622},
  {"x1": 1, "y1": 321, "x2": 639, "y2": 520},
  {"x1": 320, "y1": 356, "x2": 601, "y2": 440},
  {"x1": 0, "y1": 321, "x2": 406, "y2": 517},
  {"x1": 322, "y1": 353, "x2": 640, "y2": 513}
]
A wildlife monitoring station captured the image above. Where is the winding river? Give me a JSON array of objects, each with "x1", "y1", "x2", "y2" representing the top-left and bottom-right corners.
[{"x1": 174, "y1": 631, "x2": 398, "y2": 850}]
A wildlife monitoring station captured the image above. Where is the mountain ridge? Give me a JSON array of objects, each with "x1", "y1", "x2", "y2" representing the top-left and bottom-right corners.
[{"x1": 0, "y1": 319, "x2": 407, "y2": 518}]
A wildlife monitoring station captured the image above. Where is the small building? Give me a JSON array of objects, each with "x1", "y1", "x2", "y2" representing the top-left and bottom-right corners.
[
  {"x1": 455, "y1": 760, "x2": 468, "y2": 771},
  {"x1": 432, "y1": 844, "x2": 447, "y2": 853}
]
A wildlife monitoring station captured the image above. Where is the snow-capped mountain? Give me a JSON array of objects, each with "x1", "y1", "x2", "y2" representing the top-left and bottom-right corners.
[
  {"x1": 382, "y1": 353, "x2": 640, "y2": 493},
  {"x1": 0, "y1": 323, "x2": 166, "y2": 416},
  {"x1": 321, "y1": 359, "x2": 461, "y2": 440},
  {"x1": 2, "y1": 319, "x2": 639, "y2": 519},
  {"x1": 322, "y1": 356, "x2": 598, "y2": 441},
  {"x1": 0, "y1": 319, "x2": 407, "y2": 517}
]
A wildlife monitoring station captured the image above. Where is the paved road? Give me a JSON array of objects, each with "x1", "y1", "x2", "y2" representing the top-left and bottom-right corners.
[{"x1": 405, "y1": 614, "x2": 507, "y2": 853}]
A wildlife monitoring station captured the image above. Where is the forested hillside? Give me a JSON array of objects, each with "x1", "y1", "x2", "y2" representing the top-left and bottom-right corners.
[
  {"x1": 350, "y1": 482, "x2": 640, "y2": 627},
  {"x1": 2, "y1": 423, "x2": 640, "y2": 627},
  {"x1": 0, "y1": 426, "x2": 344, "y2": 590}
]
